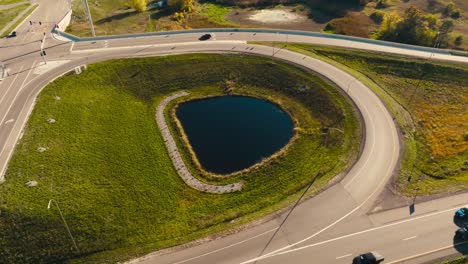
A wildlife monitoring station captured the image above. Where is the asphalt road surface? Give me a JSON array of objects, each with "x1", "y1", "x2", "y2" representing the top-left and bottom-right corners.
[{"x1": 0, "y1": 1, "x2": 467, "y2": 263}]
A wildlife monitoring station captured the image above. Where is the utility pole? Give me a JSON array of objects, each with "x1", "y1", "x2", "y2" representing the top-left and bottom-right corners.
[
  {"x1": 40, "y1": 33, "x2": 47, "y2": 64},
  {"x1": 83, "y1": 0, "x2": 96, "y2": 37}
]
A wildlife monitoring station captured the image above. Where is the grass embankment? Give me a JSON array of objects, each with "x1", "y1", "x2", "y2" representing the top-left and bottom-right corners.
[
  {"x1": 280, "y1": 43, "x2": 468, "y2": 195},
  {"x1": 0, "y1": 0, "x2": 24, "y2": 5},
  {"x1": 68, "y1": 0, "x2": 235, "y2": 36},
  {"x1": 0, "y1": 4, "x2": 36, "y2": 38},
  {"x1": 0, "y1": 3, "x2": 29, "y2": 36},
  {"x1": 0, "y1": 54, "x2": 359, "y2": 263}
]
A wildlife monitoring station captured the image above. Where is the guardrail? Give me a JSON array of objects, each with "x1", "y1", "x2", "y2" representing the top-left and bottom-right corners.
[{"x1": 53, "y1": 27, "x2": 463, "y2": 56}]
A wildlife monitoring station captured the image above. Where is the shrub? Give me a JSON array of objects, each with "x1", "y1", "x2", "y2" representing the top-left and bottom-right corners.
[
  {"x1": 376, "y1": 0, "x2": 388, "y2": 9},
  {"x1": 450, "y1": 8, "x2": 461, "y2": 19},
  {"x1": 132, "y1": 0, "x2": 147, "y2": 12},
  {"x1": 443, "y1": 1, "x2": 454, "y2": 15},
  {"x1": 454, "y1": 35, "x2": 463, "y2": 46}
]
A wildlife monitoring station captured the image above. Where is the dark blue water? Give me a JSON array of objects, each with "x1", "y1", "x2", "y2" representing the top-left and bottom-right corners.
[{"x1": 176, "y1": 96, "x2": 294, "y2": 174}]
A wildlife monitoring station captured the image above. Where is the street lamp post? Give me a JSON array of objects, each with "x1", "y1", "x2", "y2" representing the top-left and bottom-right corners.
[{"x1": 47, "y1": 199, "x2": 79, "y2": 251}]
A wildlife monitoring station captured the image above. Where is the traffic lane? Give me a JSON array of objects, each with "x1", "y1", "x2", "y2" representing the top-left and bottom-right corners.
[
  {"x1": 71, "y1": 31, "x2": 468, "y2": 63},
  {"x1": 260, "y1": 46, "x2": 399, "y2": 204},
  {"x1": 251, "y1": 204, "x2": 465, "y2": 264},
  {"x1": 71, "y1": 34, "x2": 202, "y2": 51}
]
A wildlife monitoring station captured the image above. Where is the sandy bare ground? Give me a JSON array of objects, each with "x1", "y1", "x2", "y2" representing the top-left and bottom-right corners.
[
  {"x1": 248, "y1": 9, "x2": 306, "y2": 24},
  {"x1": 227, "y1": 7, "x2": 331, "y2": 31}
]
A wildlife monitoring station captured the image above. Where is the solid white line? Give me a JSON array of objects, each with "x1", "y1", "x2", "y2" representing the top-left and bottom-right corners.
[
  {"x1": 402, "y1": 235, "x2": 417, "y2": 241},
  {"x1": 170, "y1": 228, "x2": 277, "y2": 264},
  {"x1": 0, "y1": 66, "x2": 24, "y2": 109},
  {"x1": 336, "y1": 254, "x2": 352, "y2": 259},
  {"x1": 386, "y1": 240, "x2": 468, "y2": 264},
  {"x1": 240, "y1": 50, "x2": 400, "y2": 264},
  {"x1": 0, "y1": 62, "x2": 34, "y2": 127},
  {"x1": 69, "y1": 41, "x2": 75, "y2": 52},
  {"x1": 243, "y1": 203, "x2": 466, "y2": 261}
]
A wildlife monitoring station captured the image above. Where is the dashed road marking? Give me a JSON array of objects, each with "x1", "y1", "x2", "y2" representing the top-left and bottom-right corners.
[
  {"x1": 4, "y1": 119, "x2": 14, "y2": 125},
  {"x1": 336, "y1": 254, "x2": 352, "y2": 259}
]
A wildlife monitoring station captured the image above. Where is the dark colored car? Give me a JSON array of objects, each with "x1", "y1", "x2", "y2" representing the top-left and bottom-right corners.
[
  {"x1": 199, "y1": 33, "x2": 213, "y2": 41},
  {"x1": 352, "y1": 252, "x2": 384, "y2": 264},
  {"x1": 455, "y1": 224, "x2": 468, "y2": 240},
  {"x1": 455, "y1": 207, "x2": 468, "y2": 219},
  {"x1": 6, "y1": 31, "x2": 17, "y2": 38}
]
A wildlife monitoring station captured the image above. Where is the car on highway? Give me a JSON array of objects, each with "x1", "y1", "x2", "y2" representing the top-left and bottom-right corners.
[
  {"x1": 6, "y1": 31, "x2": 17, "y2": 38},
  {"x1": 352, "y1": 252, "x2": 384, "y2": 264},
  {"x1": 199, "y1": 33, "x2": 214, "y2": 41},
  {"x1": 455, "y1": 224, "x2": 468, "y2": 240},
  {"x1": 455, "y1": 207, "x2": 468, "y2": 219}
]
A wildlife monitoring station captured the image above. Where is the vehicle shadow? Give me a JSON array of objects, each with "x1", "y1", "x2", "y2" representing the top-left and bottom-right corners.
[{"x1": 453, "y1": 235, "x2": 468, "y2": 255}]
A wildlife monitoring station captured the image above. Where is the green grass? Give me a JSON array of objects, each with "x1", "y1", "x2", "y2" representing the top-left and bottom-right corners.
[
  {"x1": 0, "y1": 3, "x2": 29, "y2": 35},
  {"x1": 0, "y1": 54, "x2": 359, "y2": 263},
  {"x1": 197, "y1": 3, "x2": 237, "y2": 27},
  {"x1": 278, "y1": 43, "x2": 468, "y2": 195},
  {"x1": 0, "y1": 3, "x2": 36, "y2": 38},
  {"x1": 0, "y1": 0, "x2": 24, "y2": 5},
  {"x1": 438, "y1": 256, "x2": 468, "y2": 264}
]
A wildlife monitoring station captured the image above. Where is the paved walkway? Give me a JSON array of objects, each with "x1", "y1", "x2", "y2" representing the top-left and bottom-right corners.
[
  {"x1": 156, "y1": 91, "x2": 243, "y2": 194},
  {"x1": 0, "y1": 2, "x2": 35, "y2": 36}
]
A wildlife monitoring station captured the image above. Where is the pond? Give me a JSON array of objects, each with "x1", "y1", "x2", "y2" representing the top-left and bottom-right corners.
[{"x1": 176, "y1": 96, "x2": 294, "y2": 174}]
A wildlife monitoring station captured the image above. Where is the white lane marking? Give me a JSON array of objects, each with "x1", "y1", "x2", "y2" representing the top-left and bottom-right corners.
[
  {"x1": 0, "y1": 66, "x2": 25, "y2": 108},
  {"x1": 386, "y1": 240, "x2": 468, "y2": 264},
  {"x1": 240, "y1": 49, "x2": 400, "y2": 264},
  {"x1": 0, "y1": 63, "x2": 34, "y2": 127},
  {"x1": 336, "y1": 254, "x2": 352, "y2": 259},
  {"x1": 69, "y1": 41, "x2": 75, "y2": 52},
  {"x1": 169, "y1": 228, "x2": 277, "y2": 264},
  {"x1": 402, "y1": 235, "x2": 417, "y2": 241},
  {"x1": 4, "y1": 119, "x2": 14, "y2": 124},
  {"x1": 342, "y1": 91, "x2": 375, "y2": 188},
  {"x1": 243, "y1": 203, "x2": 466, "y2": 261}
]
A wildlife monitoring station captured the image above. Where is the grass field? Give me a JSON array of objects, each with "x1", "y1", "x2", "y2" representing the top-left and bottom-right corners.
[
  {"x1": 280, "y1": 43, "x2": 468, "y2": 195},
  {"x1": 67, "y1": 0, "x2": 468, "y2": 50},
  {"x1": 0, "y1": 3, "x2": 29, "y2": 34},
  {"x1": 0, "y1": 0, "x2": 24, "y2": 5},
  {"x1": 0, "y1": 54, "x2": 359, "y2": 263},
  {"x1": 67, "y1": 0, "x2": 236, "y2": 36},
  {"x1": 0, "y1": 3, "x2": 36, "y2": 38}
]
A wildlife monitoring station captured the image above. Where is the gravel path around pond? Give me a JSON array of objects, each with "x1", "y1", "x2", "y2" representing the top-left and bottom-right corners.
[{"x1": 156, "y1": 91, "x2": 243, "y2": 194}]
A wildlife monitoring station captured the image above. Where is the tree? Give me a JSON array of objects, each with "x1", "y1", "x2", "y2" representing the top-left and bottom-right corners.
[
  {"x1": 444, "y1": 1, "x2": 455, "y2": 15},
  {"x1": 454, "y1": 35, "x2": 463, "y2": 46},
  {"x1": 132, "y1": 0, "x2": 147, "y2": 12},
  {"x1": 375, "y1": 6, "x2": 438, "y2": 46},
  {"x1": 374, "y1": 11, "x2": 401, "y2": 41},
  {"x1": 438, "y1": 20, "x2": 455, "y2": 47}
]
